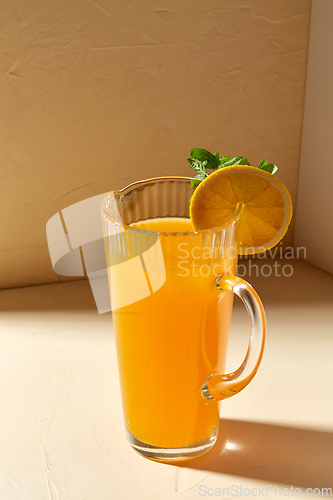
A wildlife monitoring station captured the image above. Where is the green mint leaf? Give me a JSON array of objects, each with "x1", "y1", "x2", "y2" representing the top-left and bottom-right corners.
[
  {"x1": 258, "y1": 159, "x2": 278, "y2": 174},
  {"x1": 219, "y1": 156, "x2": 232, "y2": 166},
  {"x1": 187, "y1": 157, "x2": 208, "y2": 176},
  {"x1": 189, "y1": 148, "x2": 219, "y2": 170},
  {"x1": 187, "y1": 149, "x2": 279, "y2": 205},
  {"x1": 235, "y1": 157, "x2": 251, "y2": 165},
  {"x1": 190, "y1": 173, "x2": 207, "y2": 189},
  {"x1": 219, "y1": 156, "x2": 251, "y2": 168}
]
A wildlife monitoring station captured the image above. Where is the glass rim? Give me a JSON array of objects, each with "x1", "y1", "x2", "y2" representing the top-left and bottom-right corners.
[{"x1": 100, "y1": 175, "x2": 240, "y2": 236}]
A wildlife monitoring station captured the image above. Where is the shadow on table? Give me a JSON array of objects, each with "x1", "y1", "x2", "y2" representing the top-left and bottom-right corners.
[
  {"x1": 178, "y1": 419, "x2": 333, "y2": 490},
  {"x1": 238, "y1": 258, "x2": 333, "y2": 307},
  {"x1": 0, "y1": 279, "x2": 99, "y2": 312}
]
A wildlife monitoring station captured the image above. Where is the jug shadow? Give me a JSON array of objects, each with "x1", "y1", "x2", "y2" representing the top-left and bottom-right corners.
[
  {"x1": 177, "y1": 419, "x2": 333, "y2": 490},
  {"x1": 239, "y1": 258, "x2": 333, "y2": 307}
]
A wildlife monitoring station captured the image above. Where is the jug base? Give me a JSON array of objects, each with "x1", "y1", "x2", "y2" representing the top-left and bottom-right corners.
[{"x1": 125, "y1": 429, "x2": 218, "y2": 462}]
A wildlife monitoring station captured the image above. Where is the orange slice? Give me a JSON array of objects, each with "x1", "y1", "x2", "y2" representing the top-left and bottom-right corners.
[{"x1": 190, "y1": 165, "x2": 292, "y2": 255}]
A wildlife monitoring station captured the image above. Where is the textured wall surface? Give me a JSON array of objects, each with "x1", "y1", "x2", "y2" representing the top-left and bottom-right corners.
[
  {"x1": 294, "y1": 0, "x2": 333, "y2": 275},
  {"x1": 0, "y1": 0, "x2": 312, "y2": 289}
]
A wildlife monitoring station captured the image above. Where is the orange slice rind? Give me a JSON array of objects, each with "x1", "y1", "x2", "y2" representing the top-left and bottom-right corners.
[{"x1": 189, "y1": 165, "x2": 292, "y2": 255}]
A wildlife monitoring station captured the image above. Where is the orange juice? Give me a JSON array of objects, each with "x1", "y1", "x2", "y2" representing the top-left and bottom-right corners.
[{"x1": 109, "y1": 217, "x2": 237, "y2": 449}]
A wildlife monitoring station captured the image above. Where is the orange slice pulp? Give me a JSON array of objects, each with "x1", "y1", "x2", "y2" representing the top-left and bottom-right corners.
[{"x1": 189, "y1": 165, "x2": 292, "y2": 255}]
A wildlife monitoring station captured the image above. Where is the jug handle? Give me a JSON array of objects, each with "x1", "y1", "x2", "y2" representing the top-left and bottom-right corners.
[{"x1": 201, "y1": 275, "x2": 266, "y2": 401}]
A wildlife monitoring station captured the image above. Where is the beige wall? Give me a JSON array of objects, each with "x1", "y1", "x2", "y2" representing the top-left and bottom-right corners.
[
  {"x1": 0, "y1": 0, "x2": 312, "y2": 289},
  {"x1": 294, "y1": 0, "x2": 333, "y2": 275}
]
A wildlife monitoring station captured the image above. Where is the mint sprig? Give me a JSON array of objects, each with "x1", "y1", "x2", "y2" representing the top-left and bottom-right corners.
[
  {"x1": 219, "y1": 155, "x2": 250, "y2": 167},
  {"x1": 187, "y1": 148, "x2": 278, "y2": 191},
  {"x1": 187, "y1": 158, "x2": 208, "y2": 189},
  {"x1": 189, "y1": 148, "x2": 220, "y2": 170},
  {"x1": 258, "y1": 159, "x2": 278, "y2": 174}
]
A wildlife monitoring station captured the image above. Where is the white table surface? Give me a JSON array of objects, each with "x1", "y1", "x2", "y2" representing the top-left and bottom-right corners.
[{"x1": 0, "y1": 259, "x2": 332, "y2": 499}]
